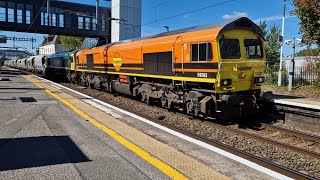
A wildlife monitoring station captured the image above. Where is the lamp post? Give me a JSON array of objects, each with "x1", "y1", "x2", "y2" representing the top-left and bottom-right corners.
[
  {"x1": 278, "y1": 0, "x2": 286, "y2": 86},
  {"x1": 96, "y1": 0, "x2": 100, "y2": 25},
  {"x1": 285, "y1": 38, "x2": 302, "y2": 91},
  {"x1": 47, "y1": 0, "x2": 51, "y2": 26},
  {"x1": 163, "y1": 25, "x2": 169, "y2": 32}
]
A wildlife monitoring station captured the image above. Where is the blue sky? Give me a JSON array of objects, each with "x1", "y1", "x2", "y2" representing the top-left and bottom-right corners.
[{"x1": 1, "y1": 0, "x2": 304, "y2": 56}]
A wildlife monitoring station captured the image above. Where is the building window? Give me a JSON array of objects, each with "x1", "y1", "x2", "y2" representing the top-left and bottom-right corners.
[
  {"x1": 17, "y1": 3, "x2": 24, "y2": 23},
  {"x1": 0, "y1": 1, "x2": 5, "y2": 22},
  {"x1": 92, "y1": 18, "x2": 96, "y2": 30},
  {"x1": 0, "y1": 7, "x2": 5, "y2": 22},
  {"x1": 26, "y1": 10, "x2": 31, "y2": 24},
  {"x1": 17, "y1": 9, "x2": 23, "y2": 23},
  {"x1": 52, "y1": 13, "x2": 56, "y2": 26},
  {"x1": 85, "y1": 17, "x2": 90, "y2": 30},
  {"x1": 59, "y1": 14, "x2": 64, "y2": 27},
  {"x1": 26, "y1": 4, "x2": 32, "y2": 24},
  {"x1": 41, "y1": 12, "x2": 44, "y2": 25},
  {"x1": 191, "y1": 43, "x2": 213, "y2": 61},
  {"x1": 45, "y1": 13, "x2": 48, "y2": 26},
  {"x1": 78, "y1": 16, "x2": 83, "y2": 29},
  {"x1": 8, "y1": 8, "x2": 14, "y2": 22}
]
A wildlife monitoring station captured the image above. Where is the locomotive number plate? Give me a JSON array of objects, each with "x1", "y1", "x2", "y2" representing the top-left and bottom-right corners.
[
  {"x1": 197, "y1": 73, "x2": 208, "y2": 78},
  {"x1": 254, "y1": 71, "x2": 263, "y2": 77}
]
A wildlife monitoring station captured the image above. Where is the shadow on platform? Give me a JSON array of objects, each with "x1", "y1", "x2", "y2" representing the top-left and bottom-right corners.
[{"x1": 0, "y1": 136, "x2": 90, "y2": 171}]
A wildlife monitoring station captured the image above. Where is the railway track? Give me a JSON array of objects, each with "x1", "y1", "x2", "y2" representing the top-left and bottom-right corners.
[
  {"x1": 13, "y1": 69, "x2": 320, "y2": 179},
  {"x1": 221, "y1": 123, "x2": 320, "y2": 159}
]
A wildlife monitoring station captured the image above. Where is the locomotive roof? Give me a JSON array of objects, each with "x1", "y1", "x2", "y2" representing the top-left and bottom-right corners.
[
  {"x1": 46, "y1": 50, "x2": 78, "y2": 59},
  {"x1": 108, "y1": 17, "x2": 263, "y2": 46}
]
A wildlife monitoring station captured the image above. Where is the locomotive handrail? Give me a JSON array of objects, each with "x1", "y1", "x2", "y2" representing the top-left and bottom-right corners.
[{"x1": 172, "y1": 36, "x2": 182, "y2": 73}]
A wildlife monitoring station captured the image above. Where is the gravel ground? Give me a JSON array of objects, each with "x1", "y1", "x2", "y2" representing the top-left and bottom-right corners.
[{"x1": 61, "y1": 83, "x2": 320, "y2": 178}]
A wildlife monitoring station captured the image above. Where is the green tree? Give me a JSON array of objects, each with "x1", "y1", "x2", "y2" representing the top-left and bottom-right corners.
[
  {"x1": 293, "y1": 0, "x2": 320, "y2": 46},
  {"x1": 60, "y1": 36, "x2": 84, "y2": 51},
  {"x1": 259, "y1": 20, "x2": 268, "y2": 37},
  {"x1": 297, "y1": 47, "x2": 320, "y2": 56},
  {"x1": 17, "y1": 55, "x2": 25, "y2": 59},
  {"x1": 259, "y1": 22, "x2": 281, "y2": 66}
]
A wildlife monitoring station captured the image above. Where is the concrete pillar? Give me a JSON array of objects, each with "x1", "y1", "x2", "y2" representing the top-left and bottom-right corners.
[{"x1": 111, "y1": 0, "x2": 141, "y2": 42}]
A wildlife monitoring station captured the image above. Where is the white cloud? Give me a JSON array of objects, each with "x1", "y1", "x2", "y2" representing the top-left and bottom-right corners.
[
  {"x1": 222, "y1": 11, "x2": 248, "y2": 20},
  {"x1": 253, "y1": 15, "x2": 297, "y2": 23}
]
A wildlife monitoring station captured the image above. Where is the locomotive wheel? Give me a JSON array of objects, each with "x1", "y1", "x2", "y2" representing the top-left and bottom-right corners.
[
  {"x1": 141, "y1": 92, "x2": 150, "y2": 105},
  {"x1": 141, "y1": 92, "x2": 146, "y2": 102},
  {"x1": 161, "y1": 97, "x2": 167, "y2": 108}
]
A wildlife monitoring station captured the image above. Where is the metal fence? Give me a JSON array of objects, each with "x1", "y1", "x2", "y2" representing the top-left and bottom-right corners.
[{"x1": 265, "y1": 65, "x2": 320, "y2": 86}]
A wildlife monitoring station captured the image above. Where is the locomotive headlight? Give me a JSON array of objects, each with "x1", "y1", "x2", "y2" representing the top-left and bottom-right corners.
[
  {"x1": 223, "y1": 80, "x2": 228, "y2": 85},
  {"x1": 259, "y1": 77, "x2": 263, "y2": 82},
  {"x1": 254, "y1": 77, "x2": 265, "y2": 83},
  {"x1": 220, "y1": 79, "x2": 232, "y2": 86}
]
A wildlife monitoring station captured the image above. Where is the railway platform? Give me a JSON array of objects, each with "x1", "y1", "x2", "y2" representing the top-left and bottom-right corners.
[
  {"x1": 272, "y1": 94, "x2": 320, "y2": 111},
  {"x1": 0, "y1": 67, "x2": 289, "y2": 180}
]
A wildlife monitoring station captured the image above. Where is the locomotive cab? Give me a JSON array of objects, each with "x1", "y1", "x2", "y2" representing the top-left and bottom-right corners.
[{"x1": 215, "y1": 25, "x2": 272, "y2": 118}]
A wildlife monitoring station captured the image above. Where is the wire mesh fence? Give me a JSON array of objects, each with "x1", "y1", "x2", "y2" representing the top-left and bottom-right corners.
[{"x1": 265, "y1": 65, "x2": 320, "y2": 86}]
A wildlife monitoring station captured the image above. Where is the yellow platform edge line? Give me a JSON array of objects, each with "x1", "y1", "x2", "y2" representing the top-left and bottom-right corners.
[{"x1": 22, "y1": 75, "x2": 188, "y2": 180}]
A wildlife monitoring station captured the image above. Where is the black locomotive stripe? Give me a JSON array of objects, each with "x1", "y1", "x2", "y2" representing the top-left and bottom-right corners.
[{"x1": 174, "y1": 63, "x2": 218, "y2": 69}]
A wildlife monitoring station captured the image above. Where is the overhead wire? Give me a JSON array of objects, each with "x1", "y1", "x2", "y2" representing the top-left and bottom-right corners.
[
  {"x1": 21, "y1": 0, "x2": 237, "y2": 50},
  {"x1": 142, "y1": 0, "x2": 237, "y2": 26}
]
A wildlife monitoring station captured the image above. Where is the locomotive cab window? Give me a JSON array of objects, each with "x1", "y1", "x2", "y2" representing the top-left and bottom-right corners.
[
  {"x1": 219, "y1": 38, "x2": 240, "y2": 59},
  {"x1": 244, "y1": 39, "x2": 263, "y2": 59},
  {"x1": 191, "y1": 43, "x2": 213, "y2": 62}
]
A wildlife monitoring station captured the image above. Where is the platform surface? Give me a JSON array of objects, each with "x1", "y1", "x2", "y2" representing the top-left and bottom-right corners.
[
  {"x1": 272, "y1": 94, "x2": 320, "y2": 110},
  {"x1": 0, "y1": 68, "x2": 172, "y2": 179},
  {"x1": 0, "y1": 67, "x2": 281, "y2": 180}
]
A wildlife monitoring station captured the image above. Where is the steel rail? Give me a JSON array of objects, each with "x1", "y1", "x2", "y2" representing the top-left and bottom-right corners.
[
  {"x1": 204, "y1": 121, "x2": 320, "y2": 159},
  {"x1": 263, "y1": 123, "x2": 320, "y2": 143}
]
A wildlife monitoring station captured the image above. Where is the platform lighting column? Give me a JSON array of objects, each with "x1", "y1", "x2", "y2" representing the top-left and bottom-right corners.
[
  {"x1": 278, "y1": 0, "x2": 286, "y2": 86},
  {"x1": 47, "y1": 0, "x2": 51, "y2": 26},
  {"x1": 96, "y1": 0, "x2": 100, "y2": 25},
  {"x1": 288, "y1": 38, "x2": 296, "y2": 91}
]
